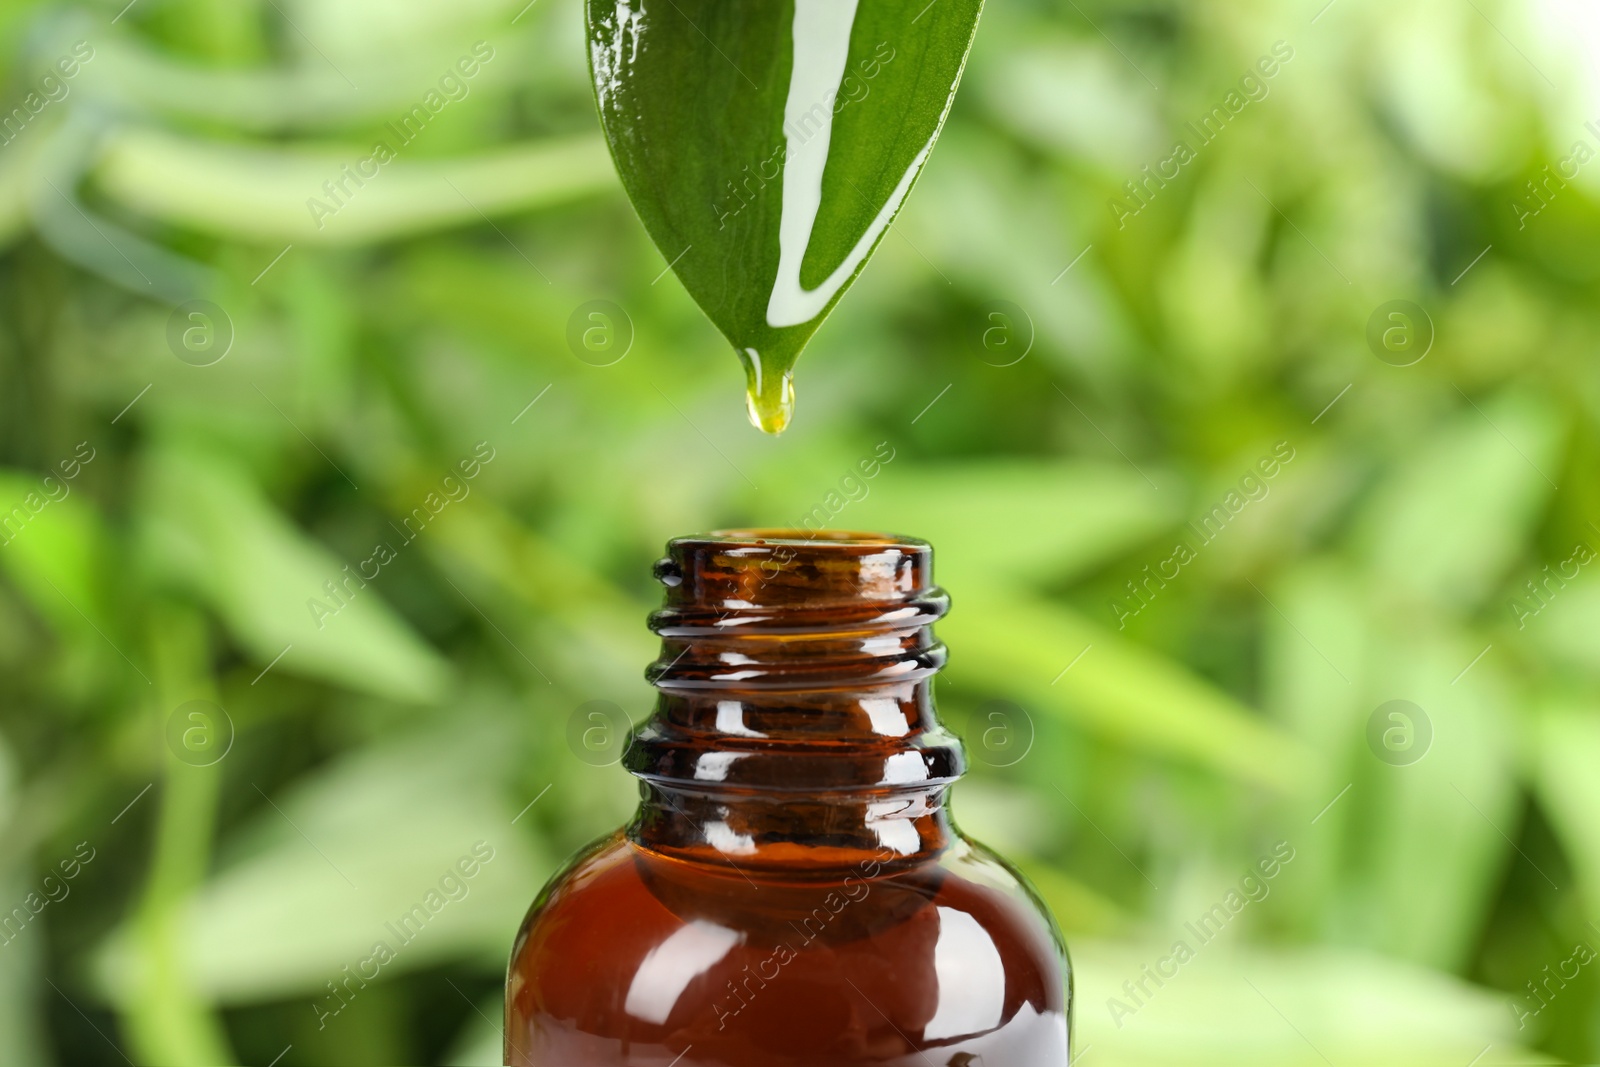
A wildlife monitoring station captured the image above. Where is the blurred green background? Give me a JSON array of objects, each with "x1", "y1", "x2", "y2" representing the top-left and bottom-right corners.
[{"x1": 0, "y1": 0, "x2": 1597, "y2": 1063}]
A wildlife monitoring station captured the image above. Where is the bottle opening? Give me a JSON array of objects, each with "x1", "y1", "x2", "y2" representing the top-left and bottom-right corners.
[
  {"x1": 695, "y1": 528, "x2": 927, "y2": 547},
  {"x1": 653, "y1": 529, "x2": 935, "y2": 618}
]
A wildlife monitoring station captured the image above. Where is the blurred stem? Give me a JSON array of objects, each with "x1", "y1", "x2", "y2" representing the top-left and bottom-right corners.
[{"x1": 118, "y1": 604, "x2": 234, "y2": 1066}]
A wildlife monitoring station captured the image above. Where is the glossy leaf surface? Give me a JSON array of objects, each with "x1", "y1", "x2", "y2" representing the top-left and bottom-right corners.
[{"x1": 587, "y1": 0, "x2": 984, "y2": 431}]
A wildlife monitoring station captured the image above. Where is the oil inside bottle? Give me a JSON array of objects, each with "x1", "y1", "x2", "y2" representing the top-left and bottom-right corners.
[{"x1": 505, "y1": 531, "x2": 1071, "y2": 1065}]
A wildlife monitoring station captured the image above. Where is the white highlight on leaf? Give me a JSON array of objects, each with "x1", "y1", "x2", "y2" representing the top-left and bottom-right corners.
[{"x1": 766, "y1": 0, "x2": 937, "y2": 328}]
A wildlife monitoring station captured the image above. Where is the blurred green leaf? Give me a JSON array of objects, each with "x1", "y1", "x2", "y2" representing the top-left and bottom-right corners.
[
  {"x1": 828, "y1": 459, "x2": 1177, "y2": 587},
  {"x1": 1010, "y1": 859, "x2": 1129, "y2": 939},
  {"x1": 1353, "y1": 389, "x2": 1561, "y2": 613},
  {"x1": 970, "y1": 29, "x2": 1158, "y2": 173},
  {"x1": 1256, "y1": 561, "x2": 1370, "y2": 934},
  {"x1": 1533, "y1": 577, "x2": 1600, "y2": 677},
  {"x1": 138, "y1": 441, "x2": 450, "y2": 703},
  {"x1": 0, "y1": 735, "x2": 47, "y2": 1067},
  {"x1": 418, "y1": 494, "x2": 655, "y2": 693},
  {"x1": 742, "y1": 456, "x2": 1175, "y2": 595},
  {"x1": 0, "y1": 467, "x2": 109, "y2": 634},
  {"x1": 96, "y1": 720, "x2": 548, "y2": 1004},
  {"x1": 1348, "y1": 631, "x2": 1519, "y2": 971},
  {"x1": 946, "y1": 585, "x2": 1312, "y2": 792},
  {"x1": 33, "y1": 10, "x2": 569, "y2": 131},
  {"x1": 0, "y1": 872, "x2": 47, "y2": 1067},
  {"x1": 96, "y1": 128, "x2": 614, "y2": 245},
  {"x1": 1534, "y1": 704, "x2": 1600, "y2": 918},
  {"x1": 1073, "y1": 939, "x2": 1547, "y2": 1066},
  {"x1": 443, "y1": 993, "x2": 504, "y2": 1067}
]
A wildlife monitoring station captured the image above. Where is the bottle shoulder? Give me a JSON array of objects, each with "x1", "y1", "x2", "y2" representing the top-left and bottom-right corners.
[{"x1": 507, "y1": 830, "x2": 1069, "y2": 1066}]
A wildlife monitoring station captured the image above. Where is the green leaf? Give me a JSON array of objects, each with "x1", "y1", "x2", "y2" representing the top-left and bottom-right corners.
[
  {"x1": 443, "y1": 993, "x2": 505, "y2": 1067},
  {"x1": 944, "y1": 585, "x2": 1313, "y2": 792},
  {"x1": 745, "y1": 458, "x2": 1176, "y2": 587},
  {"x1": 0, "y1": 872, "x2": 48, "y2": 1067},
  {"x1": 587, "y1": 0, "x2": 984, "y2": 431},
  {"x1": 1259, "y1": 563, "x2": 1520, "y2": 968},
  {"x1": 1073, "y1": 939, "x2": 1544, "y2": 1066},
  {"x1": 1534, "y1": 703, "x2": 1600, "y2": 918},
  {"x1": 94, "y1": 721, "x2": 548, "y2": 1004},
  {"x1": 1532, "y1": 576, "x2": 1600, "y2": 676},
  {"x1": 0, "y1": 467, "x2": 111, "y2": 637},
  {"x1": 416, "y1": 494, "x2": 656, "y2": 693},
  {"x1": 1255, "y1": 561, "x2": 1370, "y2": 933},
  {"x1": 1345, "y1": 628, "x2": 1518, "y2": 971},
  {"x1": 1352, "y1": 388, "x2": 1560, "y2": 613},
  {"x1": 0, "y1": 737, "x2": 48, "y2": 1067},
  {"x1": 138, "y1": 442, "x2": 450, "y2": 703},
  {"x1": 97, "y1": 129, "x2": 614, "y2": 246},
  {"x1": 1009, "y1": 859, "x2": 1130, "y2": 937}
]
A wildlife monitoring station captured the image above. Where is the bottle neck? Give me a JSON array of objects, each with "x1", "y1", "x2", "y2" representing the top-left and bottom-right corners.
[{"x1": 624, "y1": 532, "x2": 965, "y2": 872}]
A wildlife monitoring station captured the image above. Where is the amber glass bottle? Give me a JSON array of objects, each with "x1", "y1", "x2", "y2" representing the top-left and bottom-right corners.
[{"x1": 505, "y1": 531, "x2": 1070, "y2": 1065}]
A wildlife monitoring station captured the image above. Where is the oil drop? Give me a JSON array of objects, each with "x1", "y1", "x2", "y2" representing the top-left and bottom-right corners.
[{"x1": 739, "y1": 348, "x2": 795, "y2": 435}]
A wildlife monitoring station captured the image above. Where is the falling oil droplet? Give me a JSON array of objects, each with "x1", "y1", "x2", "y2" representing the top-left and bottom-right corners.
[{"x1": 739, "y1": 348, "x2": 795, "y2": 435}]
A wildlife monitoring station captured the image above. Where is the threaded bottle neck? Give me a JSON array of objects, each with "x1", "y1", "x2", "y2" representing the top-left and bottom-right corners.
[
  {"x1": 625, "y1": 531, "x2": 966, "y2": 867},
  {"x1": 646, "y1": 532, "x2": 948, "y2": 690}
]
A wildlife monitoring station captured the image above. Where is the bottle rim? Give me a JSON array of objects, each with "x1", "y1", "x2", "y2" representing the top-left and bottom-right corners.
[{"x1": 673, "y1": 528, "x2": 929, "y2": 550}]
